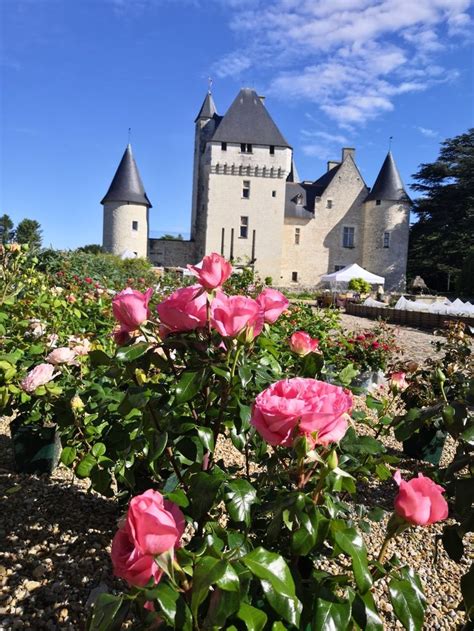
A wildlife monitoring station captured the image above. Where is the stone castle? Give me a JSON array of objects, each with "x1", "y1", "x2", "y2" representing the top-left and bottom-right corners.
[{"x1": 101, "y1": 88, "x2": 410, "y2": 291}]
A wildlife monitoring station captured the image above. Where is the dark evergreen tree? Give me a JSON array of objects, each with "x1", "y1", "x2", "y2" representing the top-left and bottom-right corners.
[
  {"x1": 408, "y1": 128, "x2": 474, "y2": 292},
  {"x1": 15, "y1": 218, "x2": 43, "y2": 249},
  {"x1": 0, "y1": 214, "x2": 15, "y2": 244}
]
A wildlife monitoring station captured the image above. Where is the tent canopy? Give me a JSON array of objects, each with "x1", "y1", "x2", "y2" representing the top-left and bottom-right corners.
[{"x1": 321, "y1": 263, "x2": 385, "y2": 285}]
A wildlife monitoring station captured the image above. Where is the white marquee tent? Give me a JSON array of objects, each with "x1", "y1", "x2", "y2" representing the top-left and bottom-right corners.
[{"x1": 321, "y1": 263, "x2": 385, "y2": 286}]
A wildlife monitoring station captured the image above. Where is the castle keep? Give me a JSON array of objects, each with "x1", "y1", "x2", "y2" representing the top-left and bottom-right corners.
[{"x1": 102, "y1": 88, "x2": 411, "y2": 291}]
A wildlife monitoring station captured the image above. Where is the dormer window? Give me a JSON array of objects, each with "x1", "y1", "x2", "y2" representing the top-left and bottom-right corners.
[
  {"x1": 296, "y1": 193, "x2": 303, "y2": 205},
  {"x1": 241, "y1": 143, "x2": 252, "y2": 153}
]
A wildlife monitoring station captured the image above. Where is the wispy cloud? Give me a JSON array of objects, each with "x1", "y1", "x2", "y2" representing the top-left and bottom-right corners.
[
  {"x1": 211, "y1": 0, "x2": 471, "y2": 126},
  {"x1": 415, "y1": 126, "x2": 439, "y2": 138}
]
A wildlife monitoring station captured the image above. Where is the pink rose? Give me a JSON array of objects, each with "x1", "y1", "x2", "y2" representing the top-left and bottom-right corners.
[
  {"x1": 71, "y1": 338, "x2": 91, "y2": 356},
  {"x1": 256, "y1": 289, "x2": 289, "y2": 324},
  {"x1": 112, "y1": 288, "x2": 153, "y2": 332},
  {"x1": 157, "y1": 285, "x2": 207, "y2": 337},
  {"x1": 21, "y1": 363, "x2": 57, "y2": 393},
  {"x1": 46, "y1": 347, "x2": 77, "y2": 365},
  {"x1": 111, "y1": 490, "x2": 185, "y2": 588},
  {"x1": 251, "y1": 378, "x2": 352, "y2": 447},
  {"x1": 111, "y1": 527, "x2": 163, "y2": 587},
  {"x1": 126, "y1": 489, "x2": 185, "y2": 556},
  {"x1": 211, "y1": 292, "x2": 264, "y2": 340},
  {"x1": 393, "y1": 471, "x2": 448, "y2": 526},
  {"x1": 188, "y1": 253, "x2": 232, "y2": 290},
  {"x1": 389, "y1": 372, "x2": 408, "y2": 392},
  {"x1": 289, "y1": 331, "x2": 320, "y2": 356}
]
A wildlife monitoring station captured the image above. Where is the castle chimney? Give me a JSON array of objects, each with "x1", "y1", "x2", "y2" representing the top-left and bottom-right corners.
[
  {"x1": 342, "y1": 147, "x2": 355, "y2": 161},
  {"x1": 327, "y1": 160, "x2": 340, "y2": 172}
]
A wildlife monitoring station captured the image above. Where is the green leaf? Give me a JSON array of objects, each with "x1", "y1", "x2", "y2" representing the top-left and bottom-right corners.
[
  {"x1": 243, "y1": 547, "x2": 302, "y2": 626},
  {"x1": 190, "y1": 557, "x2": 228, "y2": 618},
  {"x1": 271, "y1": 623, "x2": 287, "y2": 631},
  {"x1": 91, "y1": 442, "x2": 106, "y2": 457},
  {"x1": 175, "y1": 371, "x2": 201, "y2": 404},
  {"x1": 216, "y1": 563, "x2": 240, "y2": 592},
  {"x1": 189, "y1": 471, "x2": 223, "y2": 521},
  {"x1": 460, "y1": 423, "x2": 474, "y2": 445},
  {"x1": 389, "y1": 570, "x2": 426, "y2": 631},
  {"x1": 88, "y1": 593, "x2": 129, "y2": 631},
  {"x1": 351, "y1": 590, "x2": 384, "y2": 631},
  {"x1": 236, "y1": 602, "x2": 267, "y2": 631},
  {"x1": 460, "y1": 562, "x2": 474, "y2": 620},
  {"x1": 76, "y1": 453, "x2": 97, "y2": 478},
  {"x1": 338, "y1": 363, "x2": 358, "y2": 386},
  {"x1": 89, "y1": 349, "x2": 111, "y2": 367},
  {"x1": 197, "y1": 426, "x2": 215, "y2": 452},
  {"x1": 225, "y1": 479, "x2": 258, "y2": 526},
  {"x1": 60, "y1": 446, "x2": 76, "y2": 466},
  {"x1": 334, "y1": 528, "x2": 372, "y2": 593},
  {"x1": 314, "y1": 589, "x2": 352, "y2": 631},
  {"x1": 115, "y1": 341, "x2": 150, "y2": 362},
  {"x1": 238, "y1": 364, "x2": 253, "y2": 387}
]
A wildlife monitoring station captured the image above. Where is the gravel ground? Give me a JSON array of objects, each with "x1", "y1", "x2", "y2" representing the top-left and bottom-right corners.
[{"x1": 1, "y1": 320, "x2": 471, "y2": 630}]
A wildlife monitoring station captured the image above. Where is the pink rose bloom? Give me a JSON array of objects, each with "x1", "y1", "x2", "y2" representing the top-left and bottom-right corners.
[
  {"x1": 289, "y1": 331, "x2": 320, "y2": 356},
  {"x1": 126, "y1": 489, "x2": 185, "y2": 556},
  {"x1": 157, "y1": 285, "x2": 207, "y2": 337},
  {"x1": 251, "y1": 378, "x2": 352, "y2": 447},
  {"x1": 389, "y1": 372, "x2": 408, "y2": 392},
  {"x1": 111, "y1": 527, "x2": 163, "y2": 587},
  {"x1": 71, "y1": 338, "x2": 91, "y2": 356},
  {"x1": 188, "y1": 253, "x2": 232, "y2": 290},
  {"x1": 256, "y1": 289, "x2": 289, "y2": 324},
  {"x1": 21, "y1": 363, "x2": 57, "y2": 393},
  {"x1": 394, "y1": 471, "x2": 448, "y2": 526},
  {"x1": 211, "y1": 293, "x2": 264, "y2": 340},
  {"x1": 46, "y1": 347, "x2": 77, "y2": 365},
  {"x1": 112, "y1": 287, "x2": 153, "y2": 332}
]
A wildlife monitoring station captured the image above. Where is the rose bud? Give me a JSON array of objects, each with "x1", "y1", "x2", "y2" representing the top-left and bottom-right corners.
[
  {"x1": 289, "y1": 331, "x2": 320, "y2": 356},
  {"x1": 393, "y1": 471, "x2": 448, "y2": 526},
  {"x1": 112, "y1": 287, "x2": 153, "y2": 332},
  {"x1": 389, "y1": 372, "x2": 408, "y2": 392},
  {"x1": 188, "y1": 253, "x2": 233, "y2": 290},
  {"x1": 256, "y1": 288, "x2": 289, "y2": 324}
]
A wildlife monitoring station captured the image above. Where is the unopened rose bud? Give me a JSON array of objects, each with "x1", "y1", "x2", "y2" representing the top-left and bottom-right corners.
[
  {"x1": 327, "y1": 450, "x2": 338, "y2": 470},
  {"x1": 435, "y1": 368, "x2": 446, "y2": 383}
]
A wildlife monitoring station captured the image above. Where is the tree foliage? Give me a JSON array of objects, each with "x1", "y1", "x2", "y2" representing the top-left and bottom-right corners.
[
  {"x1": 0, "y1": 214, "x2": 15, "y2": 244},
  {"x1": 407, "y1": 129, "x2": 474, "y2": 293},
  {"x1": 16, "y1": 218, "x2": 43, "y2": 249}
]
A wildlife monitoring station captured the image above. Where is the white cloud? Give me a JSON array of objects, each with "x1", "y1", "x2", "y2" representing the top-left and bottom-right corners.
[
  {"x1": 415, "y1": 126, "x2": 439, "y2": 138},
  {"x1": 211, "y1": 0, "x2": 472, "y2": 126}
]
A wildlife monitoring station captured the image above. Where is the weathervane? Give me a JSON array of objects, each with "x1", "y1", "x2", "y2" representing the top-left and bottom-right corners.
[
  {"x1": 128, "y1": 127, "x2": 132, "y2": 144},
  {"x1": 388, "y1": 135, "x2": 393, "y2": 150},
  {"x1": 208, "y1": 77, "x2": 213, "y2": 94}
]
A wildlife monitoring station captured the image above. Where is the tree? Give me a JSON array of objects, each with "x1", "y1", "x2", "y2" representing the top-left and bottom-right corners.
[
  {"x1": 77, "y1": 244, "x2": 105, "y2": 254},
  {"x1": 408, "y1": 128, "x2": 474, "y2": 292},
  {"x1": 16, "y1": 218, "x2": 43, "y2": 249},
  {"x1": 0, "y1": 214, "x2": 15, "y2": 244},
  {"x1": 161, "y1": 233, "x2": 184, "y2": 240}
]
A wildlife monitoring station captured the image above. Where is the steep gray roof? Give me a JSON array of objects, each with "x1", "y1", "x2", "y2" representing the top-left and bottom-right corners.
[
  {"x1": 195, "y1": 92, "x2": 217, "y2": 122},
  {"x1": 285, "y1": 182, "x2": 317, "y2": 218},
  {"x1": 312, "y1": 163, "x2": 341, "y2": 195},
  {"x1": 212, "y1": 88, "x2": 291, "y2": 148},
  {"x1": 101, "y1": 144, "x2": 152, "y2": 207},
  {"x1": 366, "y1": 151, "x2": 409, "y2": 202}
]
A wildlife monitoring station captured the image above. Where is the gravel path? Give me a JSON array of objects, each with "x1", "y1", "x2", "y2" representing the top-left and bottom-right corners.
[{"x1": 1, "y1": 320, "x2": 471, "y2": 630}]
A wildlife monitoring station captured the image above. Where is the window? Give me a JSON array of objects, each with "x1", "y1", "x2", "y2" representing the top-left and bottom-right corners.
[
  {"x1": 295, "y1": 228, "x2": 300, "y2": 245},
  {"x1": 221, "y1": 142, "x2": 227, "y2": 151},
  {"x1": 342, "y1": 226, "x2": 355, "y2": 248},
  {"x1": 376, "y1": 199, "x2": 381, "y2": 206},
  {"x1": 269, "y1": 145, "x2": 275, "y2": 155},
  {"x1": 242, "y1": 180, "x2": 250, "y2": 199},
  {"x1": 292, "y1": 271, "x2": 298, "y2": 282},
  {"x1": 132, "y1": 221, "x2": 138, "y2": 231},
  {"x1": 383, "y1": 231, "x2": 390, "y2": 248},
  {"x1": 272, "y1": 190, "x2": 277, "y2": 198},
  {"x1": 241, "y1": 143, "x2": 252, "y2": 153},
  {"x1": 240, "y1": 216, "x2": 249, "y2": 239},
  {"x1": 326, "y1": 199, "x2": 333, "y2": 209},
  {"x1": 334, "y1": 265, "x2": 345, "y2": 272}
]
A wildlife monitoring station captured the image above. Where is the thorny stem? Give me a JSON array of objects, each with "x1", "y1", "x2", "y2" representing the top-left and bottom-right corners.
[{"x1": 376, "y1": 534, "x2": 392, "y2": 565}]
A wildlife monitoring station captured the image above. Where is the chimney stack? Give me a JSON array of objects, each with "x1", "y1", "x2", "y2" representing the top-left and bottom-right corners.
[{"x1": 342, "y1": 147, "x2": 355, "y2": 161}]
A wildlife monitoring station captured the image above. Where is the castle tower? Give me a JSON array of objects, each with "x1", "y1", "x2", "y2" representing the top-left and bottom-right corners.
[
  {"x1": 192, "y1": 88, "x2": 293, "y2": 279},
  {"x1": 362, "y1": 151, "x2": 410, "y2": 291},
  {"x1": 101, "y1": 144, "x2": 152, "y2": 258},
  {"x1": 191, "y1": 91, "x2": 219, "y2": 245}
]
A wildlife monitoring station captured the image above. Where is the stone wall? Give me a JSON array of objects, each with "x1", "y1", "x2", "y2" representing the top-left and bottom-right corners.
[
  {"x1": 280, "y1": 154, "x2": 368, "y2": 287},
  {"x1": 148, "y1": 238, "x2": 196, "y2": 268},
  {"x1": 102, "y1": 202, "x2": 149, "y2": 258}
]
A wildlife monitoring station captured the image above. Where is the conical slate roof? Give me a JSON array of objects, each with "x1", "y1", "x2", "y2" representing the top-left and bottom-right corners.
[
  {"x1": 101, "y1": 144, "x2": 152, "y2": 207},
  {"x1": 195, "y1": 92, "x2": 217, "y2": 122},
  {"x1": 366, "y1": 151, "x2": 409, "y2": 202},
  {"x1": 212, "y1": 88, "x2": 291, "y2": 148}
]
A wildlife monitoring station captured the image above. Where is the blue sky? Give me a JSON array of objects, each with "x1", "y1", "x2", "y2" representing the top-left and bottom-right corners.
[{"x1": 1, "y1": 0, "x2": 473, "y2": 249}]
